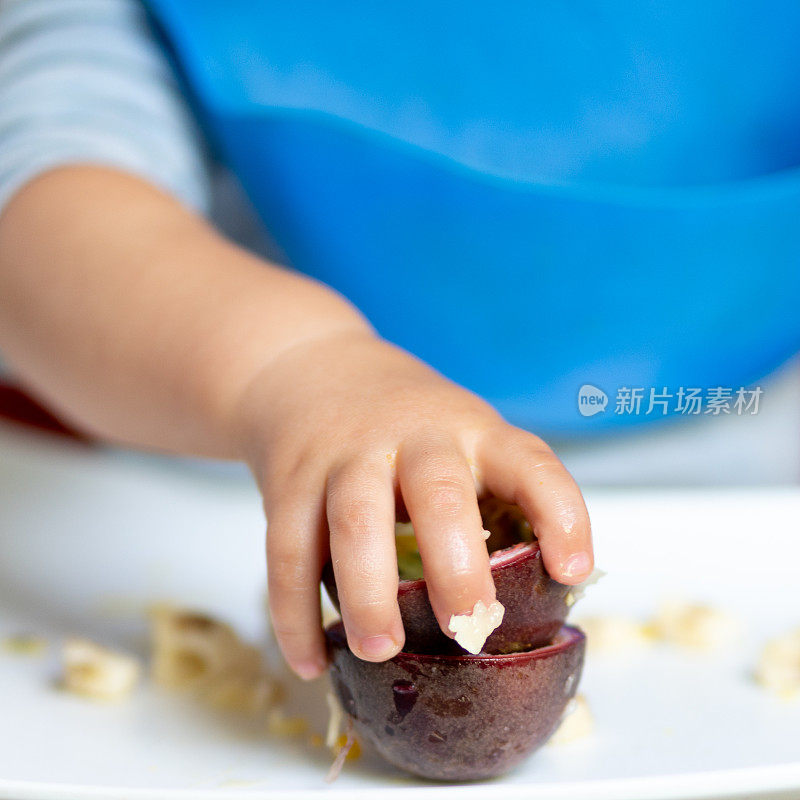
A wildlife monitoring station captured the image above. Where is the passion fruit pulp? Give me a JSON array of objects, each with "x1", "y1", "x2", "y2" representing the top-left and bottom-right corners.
[{"x1": 325, "y1": 622, "x2": 585, "y2": 781}]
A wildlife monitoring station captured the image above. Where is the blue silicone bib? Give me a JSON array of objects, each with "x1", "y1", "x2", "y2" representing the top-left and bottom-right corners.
[{"x1": 145, "y1": 0, "x2": 800, "y2": 435}]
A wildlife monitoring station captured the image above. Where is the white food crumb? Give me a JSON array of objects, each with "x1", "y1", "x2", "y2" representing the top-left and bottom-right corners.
[
  {"x1": 325, "y1": 690, "x2": 344, "y2": 748},
  {"x1": 564, "y1": 568, "x2": 606, "y2": 608},
  {"x1": 62, "y1": 638, "x2": 141, "y2": 701},
  {"x1": 575, "y1": 615, "x2": 650, "y2": 654},
  {"x1": 448, "y1": 600, "x2": 505, "y2": 655},
  {"x1": 755, "y1": 628, "x2": 800, "y2": 699},
  {"x1": 647, "y1": 601, "x2": 740, "y2": 651},
  {"x1": 482, "y1": 529, "x2": 491, "y2": 540},
  {"x1": 321, "y1": 602, "x2": 341, "y2": 628},
  {"x1": 548, "y1": 694, "x2": 593, "y2": 745}
]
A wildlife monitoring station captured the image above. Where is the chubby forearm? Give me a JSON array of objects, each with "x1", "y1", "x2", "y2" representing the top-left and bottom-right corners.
[{"x1": 0, "y1": 166, "x2": 371, "y2": 457}]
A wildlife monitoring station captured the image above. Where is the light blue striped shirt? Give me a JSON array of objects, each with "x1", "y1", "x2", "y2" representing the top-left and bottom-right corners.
[{"x1": 0, "y1": 0, "x2": 211, "y2": 215}]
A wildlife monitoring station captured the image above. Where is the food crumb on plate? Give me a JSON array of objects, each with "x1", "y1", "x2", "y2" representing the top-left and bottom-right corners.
[
  {"x1": 267, "y1": 707, "x2": 308, "y2": 737},
  {"x1": 149, "y1": 604, "x2": 277, "y2": 713},
  {"x1": 548, "y1": 694, "x2": 593, "y2": 745},
  {"x1": 1, "y1": 633, "x2": 48, "y2": 656},
  {"x1": 574, "y1": 615, "x2": 651, "y2": 654},
  {"x1": 754, "y1": 628, "x2": 800, "y2": 699},
  {"x1": 646, "y1": 601, "x2": 740, "y2": 651},
  {"x1": 326, "y1": 690, "x2": 343, "y2": 747},
  {"x1": 61, "y1": 638, "x2": 141, "y2": 701}
]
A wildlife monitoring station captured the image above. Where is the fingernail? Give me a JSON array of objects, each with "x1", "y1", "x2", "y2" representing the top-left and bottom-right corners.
[
  {"x1": 357, "y1": 635, "x2": 398, "y2": 660},
  {"x1": 293, "y1": 659, "x2": 326, "y2": 681},
  {"x1": 562, "y1": 552, "x2": 592, "y2": 580}
]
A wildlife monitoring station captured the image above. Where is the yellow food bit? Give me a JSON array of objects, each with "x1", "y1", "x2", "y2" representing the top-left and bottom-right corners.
[
  {"x1": 325, "y1": 725, "x2": 360, "y2": 782},
  {"x1": 215, "y1": 779, "x2": 259, "y2": 789},
  {"x1": 1, "y1": 634, "x2": 48, "y2": 656},
  {"x1": 267, "y1": 707, "x2": 309, "y2": 737},
  {"x1": 335, "y1": 733, "x2": 361, "y2": 760}
]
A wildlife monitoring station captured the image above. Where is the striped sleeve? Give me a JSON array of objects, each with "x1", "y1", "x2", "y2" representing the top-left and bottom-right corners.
[{"x1": 0, "y1": 0, "x2": 212, "y2": 216}]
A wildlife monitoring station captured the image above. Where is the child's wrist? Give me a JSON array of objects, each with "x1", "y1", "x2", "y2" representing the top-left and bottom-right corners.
[{"x1": 223, "y1": 322, "x2": 378, "y2": 465}]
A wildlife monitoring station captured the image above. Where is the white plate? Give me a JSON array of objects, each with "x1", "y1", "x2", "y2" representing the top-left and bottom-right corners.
[{"x1": 0, "y1": 425, "x2": 798, "y2": 800}]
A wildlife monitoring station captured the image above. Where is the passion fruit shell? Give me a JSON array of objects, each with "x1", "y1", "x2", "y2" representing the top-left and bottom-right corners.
[
  {"x1": 322, "y1": 540, "x2": 570, "y2": 655},
  {"x1": 325, "y1": 622, "x2": 585, "y2": 781}
]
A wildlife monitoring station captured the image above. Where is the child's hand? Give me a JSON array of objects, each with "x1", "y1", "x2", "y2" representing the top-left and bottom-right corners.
[
  {"x1": 235, "y1": 330, "x2": 593, "y2": 681},
  {"x1": 0, "y1": 167, "x2": 590, "y2": 683}
]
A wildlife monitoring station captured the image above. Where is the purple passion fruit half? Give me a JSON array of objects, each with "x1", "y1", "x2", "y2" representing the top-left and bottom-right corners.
[
  {"x1": 326, "y1": 622, "x2": 585, "y2": 781},
  {"x1": 322, "y1": 499, "x2": 571, "y2": 655}
]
